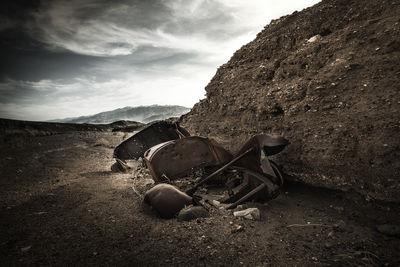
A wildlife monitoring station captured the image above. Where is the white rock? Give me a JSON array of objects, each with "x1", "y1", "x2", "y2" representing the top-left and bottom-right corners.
[
  {"x1": 233, "y1": 208, "x2": 260, "y2": 220},
  {"x1": 212, "y1": 200, "x2": 220, "y2": 206},
  {"x1": 307, "y1": 34, "x2": 322, "y2": 43}
]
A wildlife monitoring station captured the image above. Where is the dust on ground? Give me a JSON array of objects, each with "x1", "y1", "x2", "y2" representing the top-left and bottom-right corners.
[{"x1": 1, "y1": 128, "x2": 399, "y2": 266}]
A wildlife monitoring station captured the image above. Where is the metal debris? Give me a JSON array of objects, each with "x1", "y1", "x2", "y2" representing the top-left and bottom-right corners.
[
  {"x1": 143, "y1": 183, "x2": 192, "y2": 219},
  {"x1": 186, "y1": 134, "x2": 289, "y2": 208},
  {"x1": 113, "y1": 121, "x2": 189, "y2": 161},
  {"x1": 144, "y1": 136, "x2": 233, "y2": 182},
  {"x1": 113, "y1": 122, "x2": 290, "y2": 216},
  {"x1": 223, "y1": 135, "x2": 289, "y2": 209}
]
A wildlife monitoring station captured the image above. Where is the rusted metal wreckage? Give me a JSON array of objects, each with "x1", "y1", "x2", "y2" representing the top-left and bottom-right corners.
[
  {"x1": 114, "y1": 121, "x2": 189, "y2": 161},
  {"x1": 113, "y1": 121, "x2": 289, "y2": 216}
]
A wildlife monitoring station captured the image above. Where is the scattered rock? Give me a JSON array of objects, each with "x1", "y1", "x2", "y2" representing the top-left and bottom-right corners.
[
  {"x1": 111, "y1": 159, "x2": 131, "y2": 173},
  {"x1": 233, "y1": 208, "x2": 261, "y2": 220},
  {"x1": 21, "y1": 246, "x2": 31, "y2": 252},
  {"x1": 376, "y1": 224, "x2": 400, "y2": 237},
  {"x1": 212, "y1": 200, "x2": 220, "y2": 206},
  {"x1": 307, "y1": 34, "x2": 322, "y2": 43},
  {"x1": 231, "y1": 225, "x2": 244, "y2": 233},
  {"x1": 178, "y1": 205, "x2": 209, "y2": 221}
]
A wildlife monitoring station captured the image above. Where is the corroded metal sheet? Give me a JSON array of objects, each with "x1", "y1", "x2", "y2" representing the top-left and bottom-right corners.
[
  {"x1": 113, "y1": 121, "x2": 190, "y2": 160},
  {"x1": 144, "y1": 183, "x2": 192, "y2": 219},
  {"x1": 144, "y1": 136, "x2": 233, "y2": 182},
  {"x1": 233, "y1": 134, "x2": 289, "y2": 186}
]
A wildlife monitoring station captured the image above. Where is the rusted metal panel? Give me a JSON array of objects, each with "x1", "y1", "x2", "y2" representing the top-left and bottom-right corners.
[
  {"x1": 113, "y1": 121, "x2": 190, "y2": 160},
  {"x1": 144, "y1": 136, "x2": 233, "y2": 182},
  {"x1": 233, "y1": 134, "x2": 289, "y2": 186},
  {"x1": 144, "y1": 183, "x2": 192, "y2": 219}
]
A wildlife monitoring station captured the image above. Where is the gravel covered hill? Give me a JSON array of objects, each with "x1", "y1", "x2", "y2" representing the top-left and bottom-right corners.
[
  {"x1": 53, "y1": 105, "x2": 190, "y2": 124},
  {"x1": 181, "y1": 0, "x2": 400, "y2": 202}
]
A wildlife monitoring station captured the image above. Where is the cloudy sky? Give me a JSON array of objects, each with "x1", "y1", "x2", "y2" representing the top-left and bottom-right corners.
[{"x1": 0, "y1": 0, "x2": 320, "y2": 121}]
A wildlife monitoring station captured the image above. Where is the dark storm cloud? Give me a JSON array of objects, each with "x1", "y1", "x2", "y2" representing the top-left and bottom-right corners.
[
  {"x1": 0, "y1": 0, "x2": 40, "y2": 30},
  {"x1": 0, "y1": 0, "x2": 238, "y2": 80},
  {"x1": 0, "y1": 29, "x2": 105, "y2": 82}
]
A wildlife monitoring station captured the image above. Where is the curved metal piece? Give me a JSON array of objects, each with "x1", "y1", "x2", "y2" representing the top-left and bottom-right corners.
[
  {"x1": 236, "y1": 134, "x2": 289, "y2": 157},
  {"x1": 144, "y1": 136, "x2": 233, "y2": 182},
  {"x1": 144, "y1": 183, "x2": 192, "y2": 218},
  {"x1": 113, "y1": 121, "x2": 190, "y2": 160},
  {"x1": 233, "y1": 134, "x2": 288, "y2": 176}
]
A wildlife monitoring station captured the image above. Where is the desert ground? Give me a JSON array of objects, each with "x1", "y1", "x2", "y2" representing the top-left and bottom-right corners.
[{"x1": 0, "y1": 121, "x2": 399, "y2": 266}]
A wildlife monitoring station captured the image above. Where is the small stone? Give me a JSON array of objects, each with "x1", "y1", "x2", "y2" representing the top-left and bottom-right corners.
[
  {"x1": 212, "y1": 200, "x2": 220, "y2": 206},
  {"x1": 233, "y1": 208, "x2": 261, "y2": 220},
  {"x1": 231, "y1": 225, "x2": 244, "y2": 233},
  {"x1": 111, "y1": 159, "x2": 131, "y2": 173},
  {"x1": 307, "y1": 34, "x2": 321, "y2": 43},
  {"x1": 21, "y1": 246, "x2": 31, "y2": 252}
]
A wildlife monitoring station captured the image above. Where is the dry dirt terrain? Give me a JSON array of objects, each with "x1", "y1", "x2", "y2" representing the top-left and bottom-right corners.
[{"x1": 0, "y1": 123, "x2": 399, "y2": 266}]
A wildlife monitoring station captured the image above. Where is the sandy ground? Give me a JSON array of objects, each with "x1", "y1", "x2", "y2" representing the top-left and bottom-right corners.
[{"x1": 0, "y1": 128, "x2": 399, "y2": 266}]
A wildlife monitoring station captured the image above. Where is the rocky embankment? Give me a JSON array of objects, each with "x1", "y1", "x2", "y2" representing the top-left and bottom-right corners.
[{"x1": 181, "y1": 0, "x2": 400, "y2": 202}]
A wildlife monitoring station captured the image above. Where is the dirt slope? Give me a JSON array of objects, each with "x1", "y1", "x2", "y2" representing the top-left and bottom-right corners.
[{"x1": 181, "y1": 0, "x2": 400, "y2": 202}]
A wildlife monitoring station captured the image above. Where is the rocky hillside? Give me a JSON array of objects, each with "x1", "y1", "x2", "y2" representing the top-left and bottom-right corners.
[
  {"x1": 53, "y1": 105, "x2": 190, "y2": 124},
  {"x1": 181, "y1": 0, "x2": 400, "y2": 202}
]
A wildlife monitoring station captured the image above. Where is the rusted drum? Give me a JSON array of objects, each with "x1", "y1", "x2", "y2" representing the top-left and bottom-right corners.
[{"x1": 144, "y1": 184, "x2": 192, "y2": 218}]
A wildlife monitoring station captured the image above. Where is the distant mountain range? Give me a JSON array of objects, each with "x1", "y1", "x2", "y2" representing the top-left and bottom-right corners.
[{"x1": 51, "y1": 105, "x2": 191, "y2": 124}]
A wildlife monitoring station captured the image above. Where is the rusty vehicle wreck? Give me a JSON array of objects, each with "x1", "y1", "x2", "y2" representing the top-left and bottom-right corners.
[{"x1": 112, "y1": 122, "x2": 289, "y2": 218}]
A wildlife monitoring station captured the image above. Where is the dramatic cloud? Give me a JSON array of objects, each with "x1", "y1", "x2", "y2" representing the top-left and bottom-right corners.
[{"x1": 0, "y1": 0, "x2": 321, "y2": 121}]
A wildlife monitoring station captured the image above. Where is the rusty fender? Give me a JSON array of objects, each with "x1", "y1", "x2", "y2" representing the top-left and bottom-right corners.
[
  {"x1": 144, "y1": 136, "x2": 233, "y2": 182},
  {"x1": 144, "y1": 184, "x2": 192, "y2": 219},
  {"x1": 113, "y1": 121, "x2": 190, "y2": 161}
]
